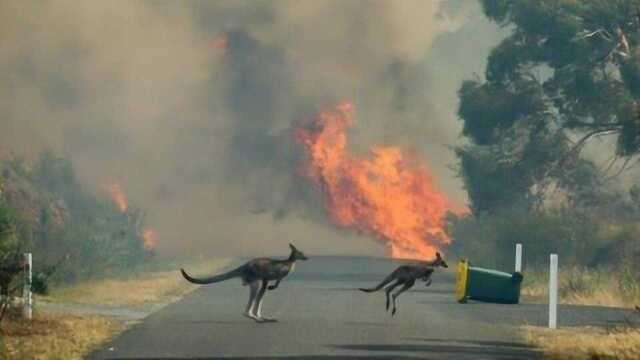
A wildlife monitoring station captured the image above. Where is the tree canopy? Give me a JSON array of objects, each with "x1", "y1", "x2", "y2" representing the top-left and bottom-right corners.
[{"x1": 457, "y1": 0, "x2": 640, "y2": 214}]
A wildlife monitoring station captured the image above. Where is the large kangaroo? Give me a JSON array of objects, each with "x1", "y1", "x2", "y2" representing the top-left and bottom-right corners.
[
  {"x1": 359, "y1": 252, "x2": 448, "y2": 316},
  {"x1": 180, "y1": 244, "x2": 308, "y2": 323}
]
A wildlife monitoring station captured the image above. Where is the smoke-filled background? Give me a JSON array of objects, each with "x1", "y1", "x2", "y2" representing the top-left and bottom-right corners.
[{"x1": 0, "y1": 0, "x2": 504, "y2": 257}]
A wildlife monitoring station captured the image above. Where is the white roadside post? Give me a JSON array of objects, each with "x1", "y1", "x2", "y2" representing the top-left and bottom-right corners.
[
  {"x1": 549, "y1": 254, "x2": 558, "y2": 329},
  {"x1": 515, "y1": 243, "x2": 522, "y2": 272},
  {"x1": 23, "y1": 253, "x2": 32, "y2": 320}
]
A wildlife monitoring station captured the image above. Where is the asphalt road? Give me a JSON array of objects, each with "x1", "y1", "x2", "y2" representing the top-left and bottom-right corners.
[{"x1": 90, "y1": 256, "x2": 634, "y2": 359}]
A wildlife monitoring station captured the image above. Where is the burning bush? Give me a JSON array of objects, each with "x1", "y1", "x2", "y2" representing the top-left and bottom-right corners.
[
  {"x1": 0, "y1": 150, "x2": 150, "y2": 284},
  {"x1": 297, "y1": 103, "x2": 457, "y2": 260}
]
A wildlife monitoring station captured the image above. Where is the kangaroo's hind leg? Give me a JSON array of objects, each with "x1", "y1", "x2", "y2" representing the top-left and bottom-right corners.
[
  {"x1": 385, "y1": 280, "x2": 402, "y2": 311},
  {"x1": 254, "y1": 279, "x2": 277, "y2": 322},
  {"x1": 391, "y1": 280, "x2": 415, "y2": 316},
  {"x1": 243, "y1": 280, "x2": 261, "y2": 322}
]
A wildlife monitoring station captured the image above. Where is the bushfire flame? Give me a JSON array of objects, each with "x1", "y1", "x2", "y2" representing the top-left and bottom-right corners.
[
  {"x1": 107, "y1": 182, "x2": 128, "y2": 213},
  {"x1": 106, "y1": 181, "x2": 157, "y2": 253},
  {"x1": 142, "y1": 228, "x2": 158, "y2": 253},
  {"x1": 212, "y1": 34, "x2": 228, "y2": 53},
  {"x1": 296, "y1": 102, "x2": 453, "y2": 260}
]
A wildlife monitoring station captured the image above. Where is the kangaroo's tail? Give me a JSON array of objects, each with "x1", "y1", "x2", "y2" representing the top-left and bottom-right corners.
[
  {"x1": 180, "y1": 265, "x2": 244, "y2": 285},
  {"x1": 359, "y1": 274, "x2": 395, "y2": 293}
]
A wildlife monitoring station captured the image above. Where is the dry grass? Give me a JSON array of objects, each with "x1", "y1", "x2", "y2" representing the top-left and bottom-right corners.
[
  {"x1": 523, "y1": 325, "x2": 640, "y2": 360},
  {"x1": 0, "y1": 257, "x2": 232, "y2": 359},
  {"x1": 41, "y1": 258, "x2": 231, "y2": 307},
  {"x1": 521, "y1": 267, "x2": 639, "y2": 308},
  {"x1": 1, "y1": 313, "x2": 123, "y2": 360},
  {"x1": 522, "y1": 282, "x2": 627, "y2": 307}
]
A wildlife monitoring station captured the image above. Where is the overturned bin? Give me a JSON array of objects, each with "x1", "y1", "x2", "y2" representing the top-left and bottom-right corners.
[{"x1": 456, "y1": 259, "x2": 523, "y2": 304}]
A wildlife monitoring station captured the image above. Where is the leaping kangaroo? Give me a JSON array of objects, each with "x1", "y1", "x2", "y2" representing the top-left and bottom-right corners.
[
  {"x1": 359, "y1": 252, "x2": 448, "y2": 316},
  {"x1": 180, "y1": 243, "x2": 308, "y2": 323}
]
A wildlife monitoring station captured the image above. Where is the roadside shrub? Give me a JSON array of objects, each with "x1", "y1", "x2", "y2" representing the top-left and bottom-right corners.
[
  {"x1": 618, "y1": 265, "x2": 640, "y2": 302},
  {"x1": 0, "y1": 201, "x2": 17, "y2": 260},
  {"x1": 559, "y1": 267, "x2": 600, "y2": 299},
  {"x1": 447, "y1": 207, "x2": 604, "y2": 270},
  {"x1": 1, "y1": 150, "x2": 148, "y2": 285}
]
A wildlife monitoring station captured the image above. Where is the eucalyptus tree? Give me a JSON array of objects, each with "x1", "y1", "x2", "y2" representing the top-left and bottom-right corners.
[{"x1": 458, "y1": 0, "x2": 640, "y2": 213}]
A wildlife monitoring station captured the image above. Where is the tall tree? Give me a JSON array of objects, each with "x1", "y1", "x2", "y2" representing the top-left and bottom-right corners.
[{"x1": 458, "y1": 0, "x2": 640, "y2": 214}]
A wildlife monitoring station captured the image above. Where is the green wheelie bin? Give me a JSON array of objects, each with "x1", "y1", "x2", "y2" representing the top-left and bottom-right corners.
[{"x1": 456, "y1": 259, "x2": 523, "y2": 304}]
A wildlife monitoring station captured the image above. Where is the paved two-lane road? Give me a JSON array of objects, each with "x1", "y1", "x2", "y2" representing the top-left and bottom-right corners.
[{"x1": 91, "y1": 256, "x2": 632, "y2": 359}]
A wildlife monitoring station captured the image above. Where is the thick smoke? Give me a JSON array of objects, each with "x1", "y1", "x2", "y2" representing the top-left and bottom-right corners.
[{"x1": 0, "y1": 1, "x2": 503, "y2": 257}]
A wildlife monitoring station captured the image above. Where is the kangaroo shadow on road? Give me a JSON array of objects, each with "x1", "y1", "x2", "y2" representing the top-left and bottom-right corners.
[
  {"x1": 409, "y1": 338, "x2": 533, "y2": 349},
  {"x1": 106, "y1": 357, "x2": 427, "y2": 359},
  {"x1": 172, "y1": 320, "x2": 273, "y2": 325},
  {"x1": 95, "y1": 339, "x2": 540, "y2": 360},
  {"x1": 332, "y1": 340, "x2": 541, "y2": 359},
  {"x1": 326, "y1": 287, "x2": 453, "y2": 295},
  {"x1": 409, "y1": 288, "x2": 454, "y2": 295}
]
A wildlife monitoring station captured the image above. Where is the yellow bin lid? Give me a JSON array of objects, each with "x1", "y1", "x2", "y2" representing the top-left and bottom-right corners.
[{"x1": 455, "y1": 259, "x2": 469, "y2": 303}]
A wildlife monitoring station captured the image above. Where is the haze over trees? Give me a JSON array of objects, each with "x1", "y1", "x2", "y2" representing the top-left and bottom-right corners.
[
  {"x1": 450, "y1": 0, "x2": 640, "y2": 270},
  {"x1": 0, "y1": 151, "x2": 149, "y2": 286},
  {"x1": 2, "y1": 1, "x2": 640, "y2": 286}
]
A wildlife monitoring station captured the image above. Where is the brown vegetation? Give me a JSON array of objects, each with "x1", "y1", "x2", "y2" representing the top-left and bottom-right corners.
[
  {"x1": 521, "y1": 266, "x2": 640, "y2": 308},
  {"x1": 1, "y1": 313, "x2": 123, "y2": 360},
  {"x1": 524, "y1": 325, "x2": 640, "y2": 360},
  {"x1": 1, "y1": 257, "x2": 231, "y2": 359},
  {"x1": 43, "y1": 258, "x2": 231, "y2": 307}
]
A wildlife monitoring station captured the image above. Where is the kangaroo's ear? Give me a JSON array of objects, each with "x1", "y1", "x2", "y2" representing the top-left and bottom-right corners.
[
  {"x1": 289, "y1": 243, "x2": 296, "y2": 251},
  {"x1": 436, "y1": 252, "x2": 442, "y2": 259}
]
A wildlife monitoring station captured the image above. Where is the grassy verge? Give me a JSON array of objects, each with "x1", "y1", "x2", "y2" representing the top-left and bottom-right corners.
[
  {"x1": 520, "y1": 267, "x2": 640, "y2": 358},
  {"x1": 1, "y1": 313, "x2": 123, "y2": 360},
  {"x1": 521, "y1": 266, "x2": 640, "y2": 308},
  {"x1": 42, "y1": 257, "x2": 232, "y2": 307},
  {"x1": 1, "y1": 257, "x2": 232, "y2": 359},
  {"x1": 523, "y1": 325, "x2": 640, "y2": 360}
]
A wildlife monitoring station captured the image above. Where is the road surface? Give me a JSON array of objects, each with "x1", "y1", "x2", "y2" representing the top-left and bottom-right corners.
[{"x1": 91, "y1": 256, "x2": 633, "y2": 359}]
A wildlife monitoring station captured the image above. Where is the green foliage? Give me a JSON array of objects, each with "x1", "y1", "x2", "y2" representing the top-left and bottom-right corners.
[
  {"x1": 0, "y1": 201, "x2": 17, "y2": 260},
  {"x1": 449, "y1": 1, "x2": 640, "y2": 268},
  {"x1": 0, "y1": 150, "x2": 148, "y2": 285},
  {"x1": 631, "y1": 184, "x2": 640, "y2": 207},
  {"x1": 456, "y1": 146, "x2": 536, "y2": 213},
  {"x1": 31, "y1": 272, "x2": 49, "y2": 295},
  {"x1": 560, "y1": 266, "x2": 599, "y2": 299},
  {"x1": 458, "y1": 0, "x2": 640, "y2": 214},
  {"x1": 458, "y1": 78, "x2": 547, "y2": 146},
  {"x1": 447, "y1": 207, "x2": 620, "y2": 269},
  {"x1": 618, "y1": 264, "x2": 640, "y2": 300}
]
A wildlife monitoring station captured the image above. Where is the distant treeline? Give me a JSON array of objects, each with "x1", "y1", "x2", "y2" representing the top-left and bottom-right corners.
[{"x1": 0, "y1": 150, "x2": 148, "y2": 283}]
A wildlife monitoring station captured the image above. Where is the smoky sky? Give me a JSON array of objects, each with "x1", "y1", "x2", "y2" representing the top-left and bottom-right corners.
[{"x1": 0, "y1": 1, "x2": 504, "y2": 258}]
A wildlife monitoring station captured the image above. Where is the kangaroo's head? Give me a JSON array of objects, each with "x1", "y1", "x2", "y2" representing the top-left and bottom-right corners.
[
  {"x1": 288, "y1": 243, "x2": 308, "y2": 261},
  {"x1": 432, "y1": 252, "x2": 448, "y2": 268}
]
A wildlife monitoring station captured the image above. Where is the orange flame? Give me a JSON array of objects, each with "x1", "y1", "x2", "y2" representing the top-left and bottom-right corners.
[
  {"x1": 107, "y1": 182, "x2": 128, "y2": 213},
  {"x1": 212, "y1": 34, "x2": 228, "y2": 53},
  {"x1": 296, "y1": 102, "x2": 453, "y2": 260},
  {"x1": 141, "y1": 228, "x2": 158, "y2": 253},
  {"x1": 105, "y1": 181, "x2": 157, "y2": 253}
]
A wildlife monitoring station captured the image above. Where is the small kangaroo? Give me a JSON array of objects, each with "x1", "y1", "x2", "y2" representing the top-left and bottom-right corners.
[
  {"x1": 180, "y1": 243, "x2": 308, "y2": 323},
  {"x1": 359, "y1": 252, "x2": 448, "y2": 316}
]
